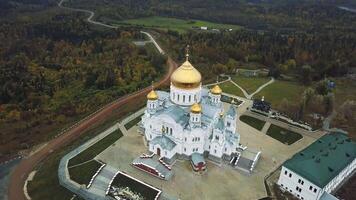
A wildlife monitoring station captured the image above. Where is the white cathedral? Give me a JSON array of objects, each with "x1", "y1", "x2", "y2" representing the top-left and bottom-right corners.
[{"x1": 140, "y1": 52, "x2": 240, "y2": 166}]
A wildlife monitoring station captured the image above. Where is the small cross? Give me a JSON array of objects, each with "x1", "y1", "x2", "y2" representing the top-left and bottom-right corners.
[{"x1": 185, "y1": 45, "x2": 190, "y2": 61}]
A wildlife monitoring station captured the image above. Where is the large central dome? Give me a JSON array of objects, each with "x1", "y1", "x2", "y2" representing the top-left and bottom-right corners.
[{"x1": 171, "y1": 60, "x2": 202, "y2": 89}]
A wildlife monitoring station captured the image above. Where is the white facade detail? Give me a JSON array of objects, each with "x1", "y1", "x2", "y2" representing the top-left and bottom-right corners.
[
  {"x1": 170, "y1": 84, "x2": 201, "y2": 106},
  {"x1": 141, "y1": 59, "x2": 240, "y2": 162}
]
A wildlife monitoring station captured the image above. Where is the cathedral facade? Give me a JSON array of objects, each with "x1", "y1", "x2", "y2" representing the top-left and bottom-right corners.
[{"x1": 140, "y1": 55, "x2": 240, "y2": 165}]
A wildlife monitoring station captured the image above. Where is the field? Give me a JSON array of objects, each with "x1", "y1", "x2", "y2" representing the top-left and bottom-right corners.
[
  {"x1": 254, "y1": 80, "x2": 305, "y2": 107},
  {"x1": 117, "y1": 16, "x2": 242, "y2": 33},
  {"x1": 124, "y1": 115, "x2": 143, "y2": 130},
  {"x1": 68, "y1": 160, "x2": 102, "y2": 186},
  {"x1": 231, "y1": 75, "x2": 270, "y2": 94},
  {"x1": 68, "y1": 129, "x2": 123, "y2": 166},
  {"x1": 218, "y1": 81, "x2": 245, "y2": 97},
  {"x1": 239, "y1": 115, "x2": 266, "y2": 131},
  {"x1": 266, "y1": 125, "x2": 303, "y2": 145}
]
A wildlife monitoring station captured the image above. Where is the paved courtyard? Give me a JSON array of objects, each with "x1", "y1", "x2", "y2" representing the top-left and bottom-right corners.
[{"x1": 96, "y1": 101, "x2": 323, "y2": 200}]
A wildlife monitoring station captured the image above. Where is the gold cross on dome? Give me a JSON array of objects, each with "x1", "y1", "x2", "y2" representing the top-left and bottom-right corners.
[{"x1": 185, "y1": 45, "x2": 190, "y2": 61}]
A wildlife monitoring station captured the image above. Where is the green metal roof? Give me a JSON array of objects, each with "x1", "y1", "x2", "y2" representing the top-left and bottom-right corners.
[
  {"x1": 283, "y1": 132, "x2": 356, "y2": 188},
  {"x1": 191, "y1": 153, "x2": 205, "y2": 165}
]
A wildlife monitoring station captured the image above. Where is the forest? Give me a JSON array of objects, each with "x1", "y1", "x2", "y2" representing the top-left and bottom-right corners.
[
  {"x1": 0, "y1": 6, "x2": 166, "y2": 158},
  {"x1": 1, "y1": 0, "x2": 356, "y2": 156},
  {"x1": 63, "y1": 0, "x2": 356, "y2": 31}
]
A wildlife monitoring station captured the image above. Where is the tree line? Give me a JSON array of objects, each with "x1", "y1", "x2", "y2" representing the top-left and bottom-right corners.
[{"x1": 0, "y1": 11, "x2": 166, "y2": 156}]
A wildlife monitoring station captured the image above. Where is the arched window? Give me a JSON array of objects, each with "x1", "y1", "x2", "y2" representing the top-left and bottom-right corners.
[
  {"x1": 177, "y1": 94, "x2": 180, "y2": 101},
  {"x1": 183, "y1": 95, "x2": 185, "y2": 102},
  {"x1": 170, "y1": 128, "x2": 172, "y2": 135},
  {"x1": 166, "y1": 127, "x2": 168, "y2": 133},
  {"x1": 189, "y1": 95, "x2": 191, "y2": 102}
]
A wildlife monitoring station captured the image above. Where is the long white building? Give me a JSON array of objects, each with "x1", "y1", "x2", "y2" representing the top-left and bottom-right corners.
[
  {"x1": 277, "y1": 132, "x2": 356, "y2": 200},
  {"x1": 140, "y1": 54, "x2": 240, "y2": 166}
]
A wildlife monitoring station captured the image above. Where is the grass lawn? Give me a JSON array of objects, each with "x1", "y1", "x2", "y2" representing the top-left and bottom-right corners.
[
  {"x1": 266, "y1": 124, "x2": 303, "y2": 145},
  {"x1": 254, "y1": 80, "x2": 305, "y2": 107},
  {"x1": 332, "y1": 78, "x2": 356, "y2": 108},
  {"x1": 217, "y1": 81, "x2": 245, "y2": 97},
  {"x1": 68, "y1": 129, "x2": 123, "y2": 166},
  {"x1": 231, "y1": 75, "x2": 270, "y2": 94},
  {"x1": 68, "y1": 160, "x2": 102, "y2": 186},
  {"x1": 117, "y1": 16, "x2": 242, "y2": 33},
  {"x1": 239, "y1": 115, "x2": 266, "y2": 131},
  {"x1": 124, "y1": 114, "x2": 143, "y2": 130}
]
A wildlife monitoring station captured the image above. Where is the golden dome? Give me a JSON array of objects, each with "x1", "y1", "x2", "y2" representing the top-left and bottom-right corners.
[
  {"x1": 171, "y1": 60, "x2": 202, "y2": 89},
  {"x1": 147, "y1": 90, "x2": 158, "y2": 100},
  {"x1": 190, "y1": 103, "x2": 202, "y2": 114},
  {"x1": 211, "y1": 85, "x2": 222, "y2": 95}
]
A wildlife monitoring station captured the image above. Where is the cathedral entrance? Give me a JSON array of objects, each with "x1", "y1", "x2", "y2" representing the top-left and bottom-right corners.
[{"x1": 156, "y1": 148, "x2": 161, "y2": 156}]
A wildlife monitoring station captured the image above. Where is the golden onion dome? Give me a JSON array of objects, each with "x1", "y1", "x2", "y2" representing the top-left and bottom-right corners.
[
  {"x1": 171, "y1": 60, "x2": 202, "y2": 89},
  {"x1": 190, "y1": 103, "x2": 202, "y2": 114},
  {"x1": 211, "y1": 85, "x2": 222, "y2": 95},
  {"x1": 147, "y1": 90, "x2": 158, "y2": 100}
]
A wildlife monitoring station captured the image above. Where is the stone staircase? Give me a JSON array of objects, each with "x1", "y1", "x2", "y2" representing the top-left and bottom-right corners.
[{"x1": 87, "y1": 165, "x2": 118, "y2": 197}]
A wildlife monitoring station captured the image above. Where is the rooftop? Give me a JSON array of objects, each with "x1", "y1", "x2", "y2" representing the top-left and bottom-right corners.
[{"x1": 283, "y1": 132, "x2": 356, "y2": 188}]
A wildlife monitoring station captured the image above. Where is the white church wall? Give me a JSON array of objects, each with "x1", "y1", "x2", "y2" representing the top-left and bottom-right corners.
[{"x1": 170, "y1": 84, "x2": 202, "y2": 106}]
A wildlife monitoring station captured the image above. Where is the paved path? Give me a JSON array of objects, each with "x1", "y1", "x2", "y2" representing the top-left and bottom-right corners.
[
  {"x1": 230, "y1": 77, "x2": 275, "y2": 99},
  {"x1": 141, "y1": 31, "x2": 165, "y2": 54},
  {"x1": 230, "y1": 80, "x2": 249, "y2": 98},
  {"x1": 261, "y1": 122, "x2": 271, "y2": 134},
  {"x1": 204, "y1": 76, "x2": 231, "y2": 87},
  {"x1": 249, "y1": 78, "x2": 275, "y2": 98},
  {"x1": 87, "y1": 165, "x2": 118, "y2": 198},
  {"x1": 245, "y1": 111, "x2": 324, "y2": 139}
]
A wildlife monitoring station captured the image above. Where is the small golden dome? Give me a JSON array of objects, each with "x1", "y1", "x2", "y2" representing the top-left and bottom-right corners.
[
  {"x1": 211, "y1": 85, "x2": 222, "y2": 95},
  {"x1": 171, "y1": 60, "x2": 202, "y2": 89},
  {"x1": 190, "y1": 103, "x2": 202, "y2": 114},
  {"x1": 147, "y1": 90, "x2": 158, "y2": 100}
]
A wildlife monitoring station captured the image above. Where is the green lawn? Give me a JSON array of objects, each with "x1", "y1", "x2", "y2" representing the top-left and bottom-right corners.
[
  {"x1": 231, "y1": 75, "x2": 270, "y2": 94},
  {"x1": 124, "y1": 114, "x2": 143, "y2": 130},
  {"x1": 266, "y1": 124, "x2": 303, "y2": 145},
  {"x1": 117, "y1": 16, "x2": 242, "y2": 33},
  {"x1": 68, "y1": 160, "x2": 102, "y2": 186},
  {"x1": 254, "y1": 80, "x2": 305, "y2": 107},
  {"x1": 217, "y1": 81, "x2": 245, "y2": 97},
  {"x1": 239, "y1": 115, "x2": 266, "y2": 131},
  {"x1": 68, "y1": 129, "x2": 123, "y2": 166},
  {"x1": 332, "y1": 78, "x2": 356, "y2": 108}
]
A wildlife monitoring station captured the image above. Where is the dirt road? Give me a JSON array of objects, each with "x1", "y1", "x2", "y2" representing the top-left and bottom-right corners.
[{"x1": 8, "y1": 57, "x2": 177, "y2": 200}]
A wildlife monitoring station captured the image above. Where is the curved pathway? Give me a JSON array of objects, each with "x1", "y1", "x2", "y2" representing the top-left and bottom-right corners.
[
  {"x1": 58, "y1": 0, "x2": 117, "y2": 29},
  {"x1": 230, "y1": 77, "x2": 275, "y2": 99},
  {"x1": 8, "y1": 1, "x2": 177, "y2": 199},
  {"x1": 249, "y1": 77, "x2": 275, "y2": 99}
]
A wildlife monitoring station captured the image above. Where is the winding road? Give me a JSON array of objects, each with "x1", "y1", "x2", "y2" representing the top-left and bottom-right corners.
[
  {"x1": 58, "y1": 0, "x2": 117, "y2": 29},
  {"x1": 7, "y1": 1, "x2": 177, "y2": 200}
]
